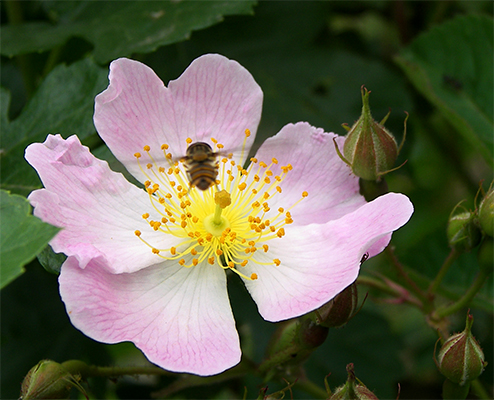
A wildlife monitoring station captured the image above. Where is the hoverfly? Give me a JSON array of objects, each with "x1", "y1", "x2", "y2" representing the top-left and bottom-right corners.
[{"x1": 180, "y1": 141, "x2": 223, "y2": 191}]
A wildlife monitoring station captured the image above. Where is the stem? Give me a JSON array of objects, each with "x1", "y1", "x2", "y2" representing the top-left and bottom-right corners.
[
  {"x1": 150, "y1": 359, "x2": 255, "y2": 398},
  {"x1": 428, "y1": 248, "x2": 460, "y2": 295},
  {"x1": 470, "y1": 378, "x2": 492, "y2": 400},
  {"x1": 257, "y1": 343, "x2": 300, "y2": 375},
  {"x1": 62, "y1": 360, "x2": 173, "y2": 378},
  {"x1": 357, "y1": 275, "x2": 422, "y2": 308},
  {"x1": 385, "y1": 246, "x2": 431, "y2": 309},
  {"x1": 434, "y1": 269, "x2": 490, "y2": 319}
]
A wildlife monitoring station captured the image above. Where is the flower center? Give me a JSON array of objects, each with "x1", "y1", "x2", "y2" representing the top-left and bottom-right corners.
[{"x1": 133, "y1": 130, "x2": 308, "y2": 281}]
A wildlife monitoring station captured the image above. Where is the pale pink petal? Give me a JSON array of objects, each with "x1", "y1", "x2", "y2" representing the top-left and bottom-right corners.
[
  {"x1": 94, "y1": 54, "x2": 263, "y2": 182},
  {"x1": 242, "y1": 193, "x2": 413, "y2": 321},
  {"x1": 25, "y1": 134, "x2": 174, "y2": 274},
  {"x1": 59, "y1": 256, "x2": 240, "y2": 376},
  {"x1": 251, "y1": 122, "x2": 366, "y2": 225}
]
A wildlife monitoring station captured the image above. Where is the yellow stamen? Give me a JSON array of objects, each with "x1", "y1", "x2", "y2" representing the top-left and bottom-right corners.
[{"x1": 133, "y1": 135, "x2": 308, "y2": 277}]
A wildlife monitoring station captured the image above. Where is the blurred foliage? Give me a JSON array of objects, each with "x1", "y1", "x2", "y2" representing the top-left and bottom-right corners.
[{"x1": 1, "y1": 1, "x2": 493, "y2": 399}]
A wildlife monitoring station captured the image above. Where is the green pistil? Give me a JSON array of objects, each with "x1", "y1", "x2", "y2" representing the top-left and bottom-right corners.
[{"x1": 204, "y1": 190, "x2": 232, "y2": 236}]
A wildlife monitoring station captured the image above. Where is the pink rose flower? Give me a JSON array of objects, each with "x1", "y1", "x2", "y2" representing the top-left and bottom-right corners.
[{"x1": 25, "y1": 54, "x2": 413, "y2": 375}]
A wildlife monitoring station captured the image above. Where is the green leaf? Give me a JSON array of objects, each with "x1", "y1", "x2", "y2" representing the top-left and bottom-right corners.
[
  {"x1": 1, "y1": 1, "x2": 256, "y2": 63},
  {"x1": 37, "y1": 245, "x2": 66, "y2": 275},
  {"x1": 0, "y1": 190, "x2": 59, "y2": 289},
  {"x1": 395, "y1": 15, "x2": 493, "y2": 165},
  {"x1": 0, "y1": 58, "x2": 108, "y2": 195}
]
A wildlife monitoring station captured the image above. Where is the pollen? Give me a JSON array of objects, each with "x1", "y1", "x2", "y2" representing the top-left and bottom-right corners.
[{"x1": 133, "y1": 136, "x2": 308, "y2": 280}]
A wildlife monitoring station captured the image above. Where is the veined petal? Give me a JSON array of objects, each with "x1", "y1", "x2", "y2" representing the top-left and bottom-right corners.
[
  {"x1": 25, "y1": 134, "x2": 171, "y2": 274},
  {"x1": 252, "y1": 122, "x2": 366, "y2": 225},
  {"x1": 59, "y1": 256, "x2": 240, "y2": 376},
  {"x1": 242, "y1": 192, "x2": 413, "y2": 321},
  {"x1": 94, "y1": 54, "x2": 262, "y2": 183}
]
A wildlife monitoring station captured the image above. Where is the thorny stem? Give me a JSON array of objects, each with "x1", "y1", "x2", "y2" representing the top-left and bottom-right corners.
[{"x1": 427, "y1": 248, "x2": 460, "y2": 295}]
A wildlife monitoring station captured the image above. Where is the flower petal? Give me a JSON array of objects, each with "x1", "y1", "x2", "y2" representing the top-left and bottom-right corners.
[
  {"x1": 94, "y1": 54, "x2": 263, "y2": 182},
  {"x1": 25, "y1": 134, "x2": 172, "y2": 274},
  {"x1": 252, "y1": 122, "x2": 366, "y2": 225},
  {"x1": 242, "y1": 192, "x2": 413, "y2": 321},
  {"x1": 59, "y1": 256, "x2": 240, "y2": 376}
]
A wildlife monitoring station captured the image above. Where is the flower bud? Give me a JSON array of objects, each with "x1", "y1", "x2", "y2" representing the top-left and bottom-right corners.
[
  {"x1": 478, "y1": 187, "x2": 494, "y2": 237},
  {"x1": 296, "y1": 316, "x2": 329, "y2": 349},
  {"x1": 335, "y1": 86, "x2": 406, "y2": 182},
  {"x1": 436, "y1": 314, "x2": 487, "y2": 386},
  {"x1": 330, "y1": 363, "x2": 379, "y2": 400},
  {"x1": 314, "y1": 282, "x2": 359, "y2": 328},
  {"x1": 446, "y1": 210, "x2": 482, "y2": 252},
  {"x1": 20, "y1": 359, "x2": 84, "y2": 399}
]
